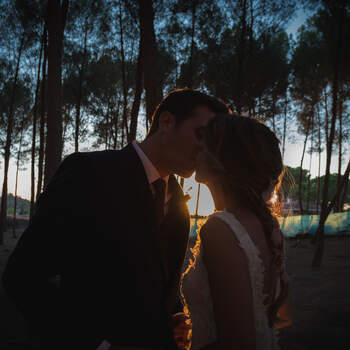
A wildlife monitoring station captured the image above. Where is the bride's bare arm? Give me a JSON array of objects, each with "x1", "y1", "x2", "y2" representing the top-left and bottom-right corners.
[{"x1": 200, "y1": 217, "x2": 256, "y2": 350}]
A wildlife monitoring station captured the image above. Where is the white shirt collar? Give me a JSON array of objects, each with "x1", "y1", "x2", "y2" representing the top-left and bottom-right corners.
[{"x1": 132, "y1": 141, "x2": 169, "y2": 185}]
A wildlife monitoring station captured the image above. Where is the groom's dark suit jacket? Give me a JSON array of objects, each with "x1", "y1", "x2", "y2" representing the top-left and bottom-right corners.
[{"x1": 2, "y1": 144, "x2": 190, "y2": 350}]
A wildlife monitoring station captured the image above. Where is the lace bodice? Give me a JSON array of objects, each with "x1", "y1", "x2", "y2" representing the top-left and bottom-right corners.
[{"x1": 182, "y1": 210, "x2": 280, "y2": 350}]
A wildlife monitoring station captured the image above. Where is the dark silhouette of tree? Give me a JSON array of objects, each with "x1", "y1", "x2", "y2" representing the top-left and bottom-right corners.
[
  {"x1": 44, "y1": 0, "x2": 69, "y2": 187},
  {"x1": 29, "y1": 26, "x2": 45, "y2": 218},
  {"x1": 312, "y1": 0, "x2": 348, "y2": 267},
  {"x1": 138, "y1": 0, "x2": 163, "y2": 124},
  {"x1": 36, "y1": 24, "x2": 48, "y2": 201}
]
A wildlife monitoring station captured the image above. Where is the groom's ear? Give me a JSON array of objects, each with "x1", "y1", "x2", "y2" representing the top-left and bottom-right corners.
[{"x1": 158, "y1": 111, "x2": 176, "y2": 133}]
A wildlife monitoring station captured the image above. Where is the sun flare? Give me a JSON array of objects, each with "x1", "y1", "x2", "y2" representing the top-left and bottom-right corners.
[
  {"x1": 179, "y1": 173, "x2": 215, "y2": 217},
  {"x1": 270, "y1": 190, "x2": 278, "y2": 204}
]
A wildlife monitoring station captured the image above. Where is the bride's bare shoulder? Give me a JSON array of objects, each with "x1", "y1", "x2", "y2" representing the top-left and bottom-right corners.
[{"x1": 200, "y1": 214, "x2": 235, "y2": 244}]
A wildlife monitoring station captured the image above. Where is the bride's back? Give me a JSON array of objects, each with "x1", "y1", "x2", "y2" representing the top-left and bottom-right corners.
[
  {"x1": 184, "y1": 114, "x2": 289, "y2": 349},
  {"x1": 232, "y1": 209, "x2": 280, "y2": 309}
]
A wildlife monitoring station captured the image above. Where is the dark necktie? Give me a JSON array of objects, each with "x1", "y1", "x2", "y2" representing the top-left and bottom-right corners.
[{"x1": 152, "y1": 178, "x2": 166, "y2": 225}]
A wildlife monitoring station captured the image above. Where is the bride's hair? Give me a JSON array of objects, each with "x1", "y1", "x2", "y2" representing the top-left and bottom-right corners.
[
  {"x1": 204, "y1": 113, "x2": 283, "y2": 232},
  {"x1": 205, "y1": 113, "x2": 288, "y2": 325},
  {"x1": 182, "y1": 113, "x2": 288, "y2": 326}
]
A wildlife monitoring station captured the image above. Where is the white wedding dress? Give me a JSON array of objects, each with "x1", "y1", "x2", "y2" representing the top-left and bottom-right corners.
[{"x1": 182, "y1": 210, "x2": 280, "y2": 350}]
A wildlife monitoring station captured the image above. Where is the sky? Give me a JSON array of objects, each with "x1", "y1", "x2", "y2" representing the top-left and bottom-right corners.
[{"x1": 1, "y1": 6, "x2": 349, "y2": 216}]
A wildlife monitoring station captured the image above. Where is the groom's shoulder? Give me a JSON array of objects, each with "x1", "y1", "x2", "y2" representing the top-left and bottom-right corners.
[
  {"x1": 63, "y1": 149, "x2": 123, "y2": 166},
  {"x1": 61, "y1": 146, "x2": 134, "y2": 178}
]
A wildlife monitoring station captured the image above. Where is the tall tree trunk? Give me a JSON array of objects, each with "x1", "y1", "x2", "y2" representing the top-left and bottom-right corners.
[
  {"x1": 113, "y1": 100, "x2": 121, "y2": 149},
  {"x1": 234, "y1": 0, "x2": 247, "y2": 114},
  {"x1": 271, "y1": 115, "x2": 276, "y2": 133},
  {"x1": 335, "y1": 94, "x2": 343, "y2": 212},
  {"x1": 324, "y1": 90, "x2": 329, "y2": 146},
  {"x1": 298, "y1": 123, "x2": 310, "y2": 215},
  {"x1": 271, "y1": 95, "x2": 277, "y2": 133},
  {"x1": 316, "y1": 105, "x2": 322, "y2": 214},
  {"x1": 282, "y1": 97, "x2": 288, "y2": 162},
  {"x1": 30, "y1": 31, "x2": 44, "y2": 218},
  {"x1": 138, "y1": 0, "x2": 163, "y2": 123},
  {"x1": 119, "y1": 1, "x2": 130, "y2": 142},
  {"x1": 195, "y1": 183, "x2": 201, "y2": 217},
  {"x1": 13, "y1": 127, "x2": 24, "y2": 239},
  {"x1": 312, "y1": 1, "x2": 345, "y2": 267},
  {"x1": 187, "y1": 0, "x2": 197, "y2": 89},
  {"x1": 75, "y1": 15, "x2": 88, "y2": 152},
  {"x1": 0, "y1": 35, "x2": 24, "y2": 245},
  {"x1": 306, "y1": 136, "x2": 313, "y2": 212},
  {"x1": 37, "y1": 26, "x2": 48, "y2": 201},
  {"x1": 105, "y1": 102, "x2": 111, "y2": 149},
  {"x1": 44, "y1": 0, "x2": 69, "y2": 188},
  {"x1": 306, "y1": 111, "x2": 314, "y2": 212},
  {"x1": 312, "y1": 159, "x2": 350, "y2": 254},
  {"x1": 128, "y1": 37, "x2": 143, "y2": 142}
]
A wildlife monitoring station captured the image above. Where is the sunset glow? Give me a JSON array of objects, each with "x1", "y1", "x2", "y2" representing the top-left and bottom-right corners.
[
  {"x1": 181, "y1": 173, "x2": 215, "y2": 216},
  {"x1": 271, "y1": 191, "x2": 278, "y2": 204}
]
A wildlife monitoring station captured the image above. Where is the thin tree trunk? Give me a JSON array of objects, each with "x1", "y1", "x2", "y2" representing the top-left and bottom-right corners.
[
  {"x1": 282, "y1": 97, "x2": 288, "y2": 162},
  {"x1": 63, "y1": 106, "x2": 71, "y2": 143},
  {"x1": 316, "y1": 105, "x2": 322, "y2": 214},
  {"x1": 312, "y1": 159, "x2": 350, "y2": 253},
  {"x1": 324, "y1": 90, "x2": 329, "y2": 146},
  {"x1": 187, "y1": 1, "x2": 197, "y2": 89},
  {"x1": 128, "y1": 37, "x2": 143, "y2": 142},
  {"x1": 0, "y1": 35, "x2": 24, "y2": 245},
  {"x1": 335, "y1": 95, "x2": 343, "y2": 211},
  {"x1": 298, "y1": 124, "x2": 310, "y2": 215},
  {"x1": 30, "y1": 31, "x2": 44, "y2": 218},
  {"x1": 119, "y1": 1, "x2": 130, "y2": 142},
  {"x1": 44, "y1": 0, "x2": 69, "y2": 188},
  {"x1": 113, "y1": 100, "x2": 121, "y2": 149},
  {"x1": 13, "y1": 127, "x2": 24, "y2": 238},
  {"x1": 105, "y1": 101, "x2": 111, "y2": 149},
  {"x1": 306, "y1": 112, "x2": 314, "y2": 212},
  {"x1": 195, "y1": 183, "x2": 201, "y2": 217},
  {"x1": 75, "y1": 16, "x2": 88, "y2": 152},
  {"x1": 37, "y1": 26, "x2": 47, "y2": 201},
  {"x1": 138, "y1": 0, "x2": 163, "y2": 123},
  {"x1": 312, "y1": 1, "x2": 344, "y2": 267},
  {"x1": 234, "y1": 0, "x2": 247, "y2": 114},
  {"x1": 306, "y1": 147, "x2": 313, "y2": 212}
]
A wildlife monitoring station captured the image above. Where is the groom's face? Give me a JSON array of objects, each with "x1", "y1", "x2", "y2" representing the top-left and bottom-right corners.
[{"x1": 161, "y1": 105, "x2": 215, "y2": 178}]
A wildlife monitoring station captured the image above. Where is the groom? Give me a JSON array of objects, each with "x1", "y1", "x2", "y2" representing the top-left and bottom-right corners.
[{"x1": 2, "y1": 88, "x2": 229, "y2": 350}]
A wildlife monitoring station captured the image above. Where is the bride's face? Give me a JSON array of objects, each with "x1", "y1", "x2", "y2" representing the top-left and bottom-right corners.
[{"x1": 195, "y1": 149, "x2": 214, "y2": 185}]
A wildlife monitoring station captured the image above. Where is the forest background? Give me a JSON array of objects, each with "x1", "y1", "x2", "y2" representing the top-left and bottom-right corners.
[{"x1": 0, "y1": 0, "x2": 349, "y2": 266}]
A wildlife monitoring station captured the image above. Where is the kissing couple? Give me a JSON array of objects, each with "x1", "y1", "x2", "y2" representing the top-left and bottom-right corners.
[{"x1": 3, "y1": 88, "x2": 292, "y2": 350}]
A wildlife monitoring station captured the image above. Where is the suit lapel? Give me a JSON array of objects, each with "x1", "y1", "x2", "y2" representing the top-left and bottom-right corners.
[
  {"x1": 160, "y1": 176, "x2": 190, "y2": 312},
  {"x1": 110, "y1": 146, "x2": 190, "y2": 308},
  {"x1": 111, "y1": 144, "x2": 170, "y2": 285}
]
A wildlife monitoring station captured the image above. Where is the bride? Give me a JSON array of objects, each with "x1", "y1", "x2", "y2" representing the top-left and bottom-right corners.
[{"x1": 181, "y1": 114, "x2": 292, "y2": 350}]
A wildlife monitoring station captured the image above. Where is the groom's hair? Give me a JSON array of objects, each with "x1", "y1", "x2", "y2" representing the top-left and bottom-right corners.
[{"x1": 147, "y1": 88, "x2": 229, "y2": 136}]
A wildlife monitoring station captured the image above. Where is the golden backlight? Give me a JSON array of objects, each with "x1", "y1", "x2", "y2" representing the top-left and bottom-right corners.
[
  {"x1": 180, "y1": 173, "x2": 215, "y2": 216},
  {"x1": 271, "y1": 191, "x2": 278, "y2": 204},
  {"x1": 180, "y1": 175, "x2": 278, "y2": 216}
]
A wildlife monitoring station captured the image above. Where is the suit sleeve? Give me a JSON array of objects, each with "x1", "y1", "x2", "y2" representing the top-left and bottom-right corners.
[{"x1": 2, "y1": 152, "x2": 89, "y2": 333}]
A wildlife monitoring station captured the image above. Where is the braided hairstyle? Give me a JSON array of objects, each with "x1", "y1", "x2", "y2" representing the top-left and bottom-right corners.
[{"x1": 203, "y1": 113, "x2": 287, "y2": 325}]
